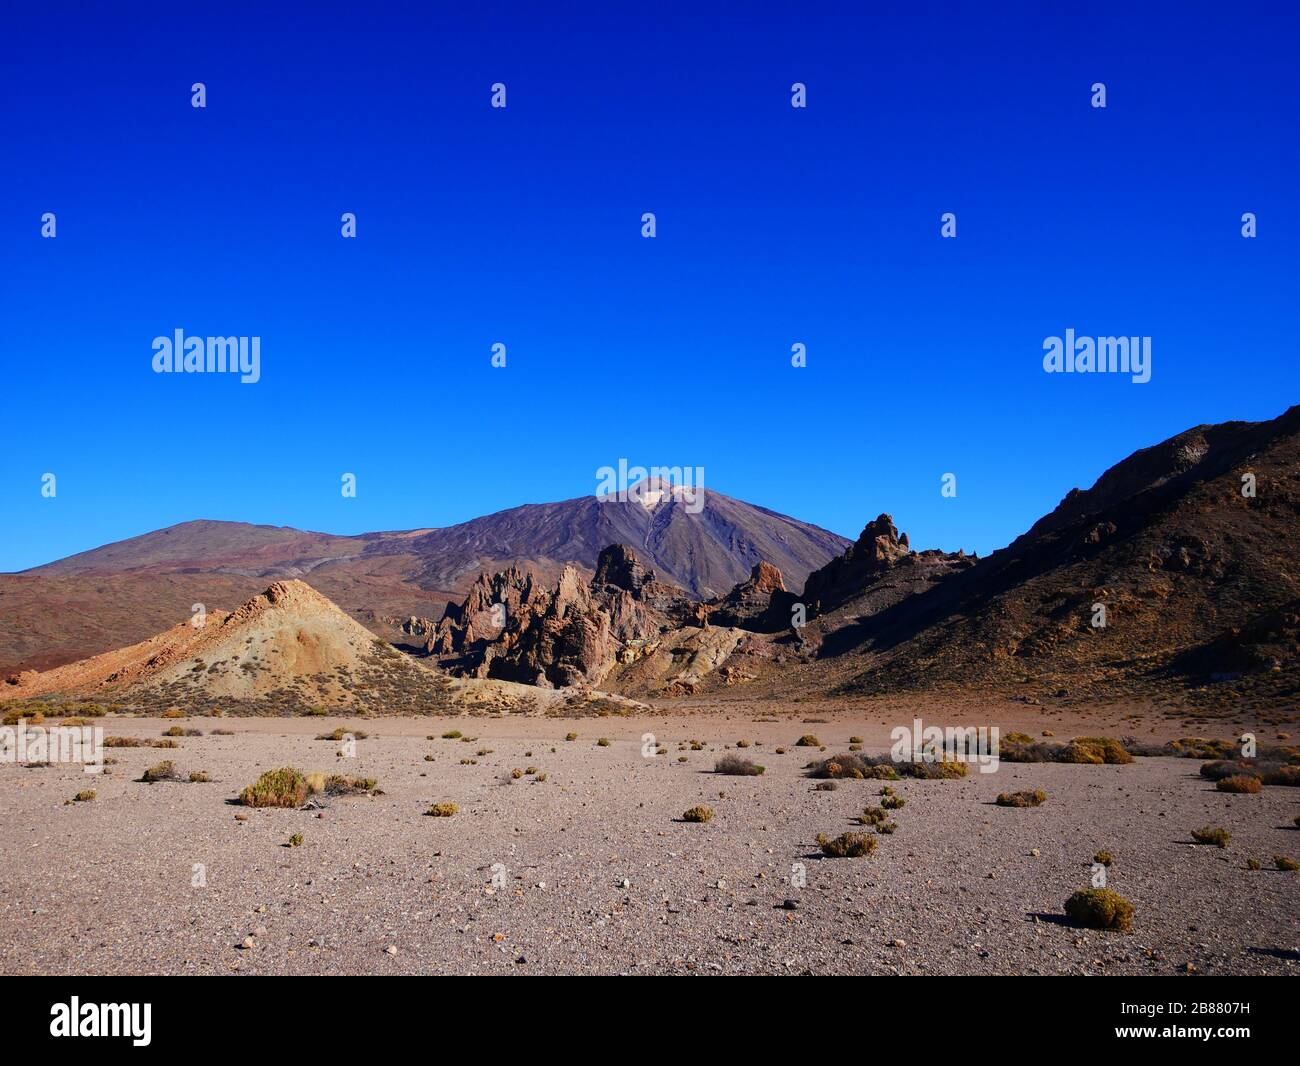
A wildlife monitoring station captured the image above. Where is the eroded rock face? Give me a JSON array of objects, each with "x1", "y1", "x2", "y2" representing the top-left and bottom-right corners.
[
  {"x1": 432, "y1": 545, "x2": 699, "y2": 688},
  {"x1": 705, "y1": 561, "x2": 789, "y2": 630}
]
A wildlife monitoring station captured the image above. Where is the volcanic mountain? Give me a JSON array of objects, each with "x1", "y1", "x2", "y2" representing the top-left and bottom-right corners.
[
  {"x1": 5, "y1": 579, "x2": 642, "y2": 717},
  {"x1": 0, "y1": 484, "x2": 850, "y2": 675}
]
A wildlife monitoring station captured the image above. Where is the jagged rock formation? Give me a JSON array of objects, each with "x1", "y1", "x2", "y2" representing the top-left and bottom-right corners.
[{"x1": 433, "y1": 544, "x2": 711, "y2": 689}]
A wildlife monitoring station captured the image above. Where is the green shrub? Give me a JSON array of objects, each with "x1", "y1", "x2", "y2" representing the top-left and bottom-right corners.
[
  {"x1": 881, "y1": 794, "x2": 905, "y2": 810},
  {"x1": 425, "y1": 803, "x2": 458, "y2": 817},
  {"x1": 565, "y1": 732, "x2": 578, "y2": 741},
  {"x1": 441, "y1": 730, "x2": 462, "y2": 739},
  {"x1": 596, "y1": 738, "x2": 610, "y2": 747},
  {"x1": 1065, "y1": 888, "x2": 1134, "y2": 932},
  {"x1": 238, "y1": 767, "x2": 308, "y2": 808},
  {"x1": 288, "y1": 832, "x2": 304, "y2": 847}
]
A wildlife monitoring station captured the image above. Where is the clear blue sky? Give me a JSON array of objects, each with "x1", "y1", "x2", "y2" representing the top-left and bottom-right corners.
[{"x1": 2, "y1": 2, "x2": 1297, "y2": 572}]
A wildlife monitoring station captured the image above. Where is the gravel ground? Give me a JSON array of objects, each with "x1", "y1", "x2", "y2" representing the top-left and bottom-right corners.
[{"x1": 1, "y1": 713, "x2": 1296, "y2": 975}]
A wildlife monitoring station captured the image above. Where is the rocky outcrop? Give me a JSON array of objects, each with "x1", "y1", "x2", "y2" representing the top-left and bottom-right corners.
[
  {"x1": 705, "y1": 561, "x2": 790, "y2": 630},
  {"x1": 432, "y1": 545, "x2": 701, "y2": 688},
  {"x1": 799, "y1": 514, "x2": 972, "y2": 616}
]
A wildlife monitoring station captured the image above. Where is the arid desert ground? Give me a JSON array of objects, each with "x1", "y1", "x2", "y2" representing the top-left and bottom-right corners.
[{"x1": 3, "y1": 699, "x2": 1295, "y2": 976}]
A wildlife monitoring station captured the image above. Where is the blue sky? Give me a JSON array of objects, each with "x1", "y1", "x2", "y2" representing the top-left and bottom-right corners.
[{"x1": 2, "y1": 1, "x2": 1297, "y2": 571}]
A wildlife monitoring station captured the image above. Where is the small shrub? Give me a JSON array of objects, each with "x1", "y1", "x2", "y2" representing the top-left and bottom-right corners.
[
  {"x1": 682, "y1": 805, "x2": 713, "y2": 823},
  {"x1": 511, "y1": 768, "x2": 523, "y2": 779},
  {"x1": 1067, "y1": 737, "x2": 1133, "y2": 765},
  {"x1": 736, "y1": 739, "x2": 750, "y2": 748},
  {"x1": 596, "y1": 738, "x2": 610, "y2": 747},
  {"x1": 441, "y1": 730, "x2": 462, "y2": 739},
  {"x1": 1064, "y1": 888, "x2": 1134, "y2": 932},
  {"x1": 855, "y1": 807, "x2": 887, "y2": 826},
  {"x1": 1246, "y1": 858, "x2": 1262, "y2": 870},
  {"x1": 316, "y1": 726, "x2": 368, "y2": 741},
  {"x1": 565, "y1": 732, "x2": 578, "y2": 741},
  {"x1": 714, "y1": 754, "x2": 764, "y2": 776},
  {"x1": 141, "y1": 761, "x2": 178, "y2": 783},
  {"x1": 188, "y1": 770, "x2": 211, "y2": 783},
  {"x1": 813, "y1": 781, "x2": 837, "y2": 791},
  {"x1": 535, "y1": 772, "x2": 547, "y2": 782},
  {"x1": 1192, "y1": 825, "x2": 1230, "y2": 847},
  {"x1": 162, "y1": 725, "x2": 185, "y2": 737},
  {"x1": 996, "y1": 789, "x2": 1046, "y2": 808},
  {"x1": 426, "y1": 803, "x2": 458, "y2": 817},
  {"x1": 848, "y1": 736, "x2": 863, "y2": 745},
  {"x1": 881, "y1": 794, "x2": 905, "y2": 810},
  {"x1": 161, "y1": 708, "x2": 185, "y2": 719},
  {"x1": 819, "y1": 832, "x2": 877, "y2": 858},
  {"x1": 288, "y1": 832, "x2": 304, "y2": 847},
  {"x1": 73, "y1": 789, "x2": 96, "y2": 802},
  {"x1": 1217, "y1": 775, "x2": 1262, "y2": 794},
  {"x1": 1094, "y1": 850, "x2": 1114, "y2": 866},
  {"x1": 238, "y1": 767, "x2": 307, "y2": 808},
  {"x1": 1275, "y1": 855, "x2": 1300, "y2": 871},
  {"x1": 796, "y1": 734, "x2": 822, "y2": 747}
]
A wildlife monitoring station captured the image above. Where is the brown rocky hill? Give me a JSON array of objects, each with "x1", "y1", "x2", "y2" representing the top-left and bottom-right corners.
[
  {"x1": 4, "y1": 579, "x2": 643, "y2": 717},
  {"x1": 814, "y1": 405, "x2": 1300, "y2": 708},
  {"x1": 0, "y1": 486, "x2": 849, "y2": 674}
]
